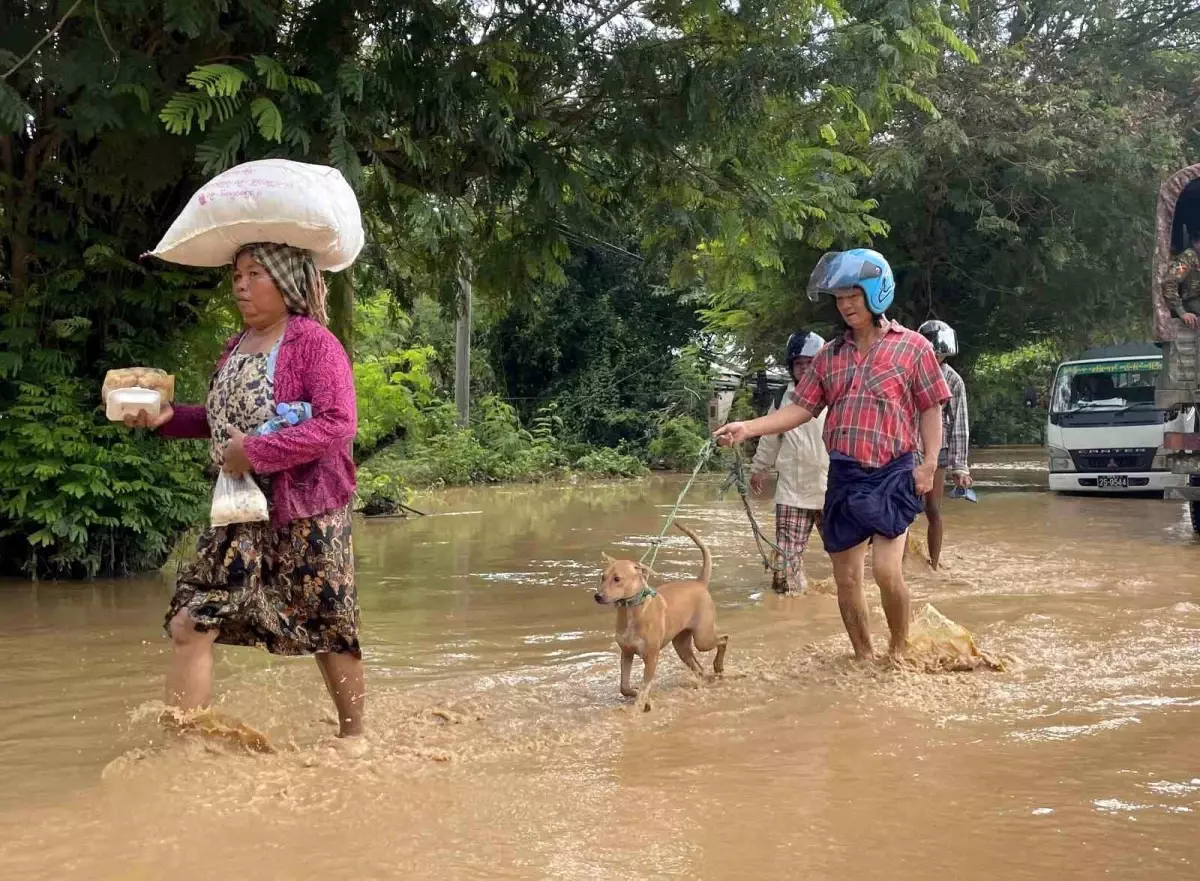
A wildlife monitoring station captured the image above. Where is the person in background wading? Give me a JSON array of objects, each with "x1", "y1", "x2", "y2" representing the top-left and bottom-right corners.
[
  {"x1": 915, "y1": 320, "x2": 972, "y2": 571},
  {"x1": 123, "y1": 243, "x2": 365, "y2": 742},
  {"x1": 749, "y1": 331, "x2": 830, "y2": 595},
  {"x1": 714, "y1": 249, "x2": 950, "y2": 661}
]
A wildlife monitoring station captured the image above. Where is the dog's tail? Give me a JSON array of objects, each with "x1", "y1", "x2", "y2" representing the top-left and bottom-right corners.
[{"x1": 674, "y1": 522, "x2": 711, "y2": 584}]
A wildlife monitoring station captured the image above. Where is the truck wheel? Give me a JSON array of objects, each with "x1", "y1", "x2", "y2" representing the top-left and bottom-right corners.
[{"x1": 1191, "y1": 500, "x2": 1200, "y2": 534}]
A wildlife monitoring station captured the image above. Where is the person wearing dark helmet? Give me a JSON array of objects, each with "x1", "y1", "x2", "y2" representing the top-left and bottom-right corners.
[
  {"x1": 916, "y1": 320, "x2": 972, "y2": 571},
  {"x1": 714, "y1": 249, "x2": 950, "y2": 661},
  {"x1": 749, "y1": 330, "x2": 829, "y2": 594}
]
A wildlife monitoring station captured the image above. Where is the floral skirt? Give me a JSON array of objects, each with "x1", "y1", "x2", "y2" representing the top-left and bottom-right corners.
[{"x1": 166, "y1": 505, "x2": 361, "y2": 656}]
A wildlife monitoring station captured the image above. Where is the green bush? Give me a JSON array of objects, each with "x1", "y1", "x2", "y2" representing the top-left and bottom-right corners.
[
  {"x1": 967, "y1": 342, "x2": 1060, "y2": 446},
  {"x1": 353, "y1": 345, "x2": 436, "y2": 459},
  {"x1": 361, "y1": 397, "x2": 570, "y2": 489},
  {"x1": 353, "y1": 458, "x2": 411, "y2": 515},
  {"x1": 0, "y1": 379, "x2": 210, "y2": 577},
  {"x1": 573, "y1": 447, "x2": 650, "y2": 478},
  {"x1": 356, "y1": 397, "x2": 650, "y2": 494},
  {"x1": 649, "y1": 415, "x2": 711, "y2": 470}
]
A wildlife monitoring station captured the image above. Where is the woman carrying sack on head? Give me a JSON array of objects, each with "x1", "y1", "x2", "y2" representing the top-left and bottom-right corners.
[{"x1": 125, "y1": 243, "x2": 364, "y2": 740}]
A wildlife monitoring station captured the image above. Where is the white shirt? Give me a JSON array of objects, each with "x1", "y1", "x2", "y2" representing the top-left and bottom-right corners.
[{"x1": 750, "y1": 383, "x2": 829, "y2": 510}]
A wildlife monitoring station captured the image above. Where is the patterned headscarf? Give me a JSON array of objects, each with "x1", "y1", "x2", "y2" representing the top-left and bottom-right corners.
[{"x1": 235, "y1": 242, "x2": 329, "y2": 326}]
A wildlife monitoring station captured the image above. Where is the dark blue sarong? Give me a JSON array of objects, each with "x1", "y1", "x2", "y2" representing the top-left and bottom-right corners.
[{"x1": 821, "y1": 452, "x2": 923, "y2": 553}]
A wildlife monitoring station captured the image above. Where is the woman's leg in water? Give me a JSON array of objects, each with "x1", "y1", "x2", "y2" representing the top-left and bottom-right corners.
[
  {"x1": 316, "y1": 651, "x2": 366, "y2": 737},
  {"x1": 166, "y1": 610, "x2": 219, "y2": 710},
  {"x1": 924, "y1": 467, "x2": 946, "y2": 569}
]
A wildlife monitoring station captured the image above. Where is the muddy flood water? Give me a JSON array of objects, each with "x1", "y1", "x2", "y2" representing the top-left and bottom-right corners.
[{"x1": 1, "y1": 446, "x2": 1198, "y2": 879}]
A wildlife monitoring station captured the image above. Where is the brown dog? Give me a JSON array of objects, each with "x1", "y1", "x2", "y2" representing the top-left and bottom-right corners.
[{"x1": 595, "y1": 523, "x2": 729, "y2": 712}]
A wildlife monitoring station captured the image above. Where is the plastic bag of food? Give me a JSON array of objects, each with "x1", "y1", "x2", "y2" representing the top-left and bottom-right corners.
[
  {"x1": 210, "y1": 472, "x2": 270, "y2": 528},
  {"x1": 106, "y1": 387, "x2": 162, "y2": 422},
  {"x1": 146, "y1": 159, "x2": 364, "y2": 271},
  {"x1": 905, "y1": 604, "x2": 1004, "y2": 672},
  {"x1": 102, "y1": 367, "x2": 175, "y2": 405}
]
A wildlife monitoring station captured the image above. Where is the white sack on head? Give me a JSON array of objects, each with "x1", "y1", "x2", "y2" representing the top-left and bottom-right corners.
[{"x1": 147, "y1": 159, "x2": 364, "y2": 272}]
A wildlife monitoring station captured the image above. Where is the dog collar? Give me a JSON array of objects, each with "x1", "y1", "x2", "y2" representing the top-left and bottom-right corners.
[{"x1": 616, "y1": 586, "x2": 657, "y2": 607}]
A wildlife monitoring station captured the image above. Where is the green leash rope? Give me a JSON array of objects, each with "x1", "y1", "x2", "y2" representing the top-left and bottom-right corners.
[
  {"x1": 637, "y1": 437, "x2": 797, "y2": 577},
  {"x1": 722, "y1": 445, "x2": 794, "y2": 574},
  {"x1": 639, "y1": 437, "x2": 718, "y2": 571}
]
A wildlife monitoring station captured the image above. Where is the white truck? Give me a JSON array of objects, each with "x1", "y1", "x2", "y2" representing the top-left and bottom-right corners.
[
  {"x1": 1046, "y1": 344, "x2": 1186, "y2": 495},
  {"x1": 1152, "y1": 162, "x2": 1200, "y2": 531}
]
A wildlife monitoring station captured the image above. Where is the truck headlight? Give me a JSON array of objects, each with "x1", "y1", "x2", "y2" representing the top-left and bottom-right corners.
[
  {"x1": 1152, "y1": 448, "x2": 1168, "y2": 470},
  {"x1": 1048, "y1": 446, "x2": 1075, "y2": 472}
]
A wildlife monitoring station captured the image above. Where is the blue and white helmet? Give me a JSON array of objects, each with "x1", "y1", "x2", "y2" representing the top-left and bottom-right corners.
[{"x1": 806, "y1": 248, "x2": 895, "y2": 315}]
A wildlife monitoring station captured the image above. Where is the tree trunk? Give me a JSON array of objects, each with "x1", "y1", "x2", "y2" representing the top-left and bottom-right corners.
[
  {"x1": 328, "y1": 269, "x2": 355, "y2": 362},
  {"x1": 455, "y1": 262, "x2": 473, "y2": 427}
]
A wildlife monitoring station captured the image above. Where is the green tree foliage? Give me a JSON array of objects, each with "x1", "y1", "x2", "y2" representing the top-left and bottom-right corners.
[
  {"x1": 870, "y1": 0, "x2": 1196, "y2": 356},
  {"x1": 969, "y1": 341, "x2": 1060, "y2": 445},
  {"x1": 6, "y1": 0, "x2": 1194, "y2": 577},
  {"x1": 487, "y1": 248, "x2": 704, "y2": 450},
  {"x1": 867, "y1": 0, "x2": 1200, "y2": 440},
  {"x1": 0, "y1": 2, "x2": 286, "y2": 575},
  {"x1": 351, "y1": 292, "x2": 438, "y2": 458},
  {"x1": 699, "y1": 0, "x2": 1200, "y2": 443}
]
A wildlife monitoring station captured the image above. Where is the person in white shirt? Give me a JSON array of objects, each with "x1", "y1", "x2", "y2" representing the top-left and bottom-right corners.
[
  {"x1": 749, "y1": 331, "x2": 830, "y2": 594},
  {"x1": 915, "y1": 320, "x2": 973, "y2": 571}
]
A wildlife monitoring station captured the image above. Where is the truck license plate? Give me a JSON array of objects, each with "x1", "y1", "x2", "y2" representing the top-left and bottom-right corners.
[{"x1": 1098, "y1": 475, "x2": 1128, "y2": 489}]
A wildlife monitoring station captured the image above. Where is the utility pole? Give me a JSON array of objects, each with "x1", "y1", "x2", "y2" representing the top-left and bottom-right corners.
[{"x1": 454, "y1": 260, "x2": 473, "y2": 427}]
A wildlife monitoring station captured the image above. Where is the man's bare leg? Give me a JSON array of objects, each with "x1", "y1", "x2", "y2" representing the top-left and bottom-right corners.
[
  {"x1": 830, "y1": 541, "x2": 873, "y2": 660},
  {"x1": 871, "y1": 533, "x2": 911, "y2": 658},
  {"x1": 924, "y1": 467, "x2": 946, "y2": 569}
]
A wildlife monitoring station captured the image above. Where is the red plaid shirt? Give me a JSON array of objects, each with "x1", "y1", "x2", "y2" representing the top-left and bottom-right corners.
[{"x1": 790, "y1": 321, "x2": 950, "y2": 468}]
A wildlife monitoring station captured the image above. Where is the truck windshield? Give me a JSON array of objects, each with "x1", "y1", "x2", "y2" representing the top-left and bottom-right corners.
[{"x1": 1050, "y1": 358, "x2": 1162, "y2": 415}]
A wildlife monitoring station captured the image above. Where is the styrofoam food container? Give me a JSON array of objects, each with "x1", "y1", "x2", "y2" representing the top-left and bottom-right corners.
[{"x1": 106, "y1": 387, "x2": 162, "y2": 421}]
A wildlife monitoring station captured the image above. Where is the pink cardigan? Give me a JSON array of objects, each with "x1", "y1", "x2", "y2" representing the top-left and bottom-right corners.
[{"x1": 159, "y1": 315, "x2": 357, "y2": 526}]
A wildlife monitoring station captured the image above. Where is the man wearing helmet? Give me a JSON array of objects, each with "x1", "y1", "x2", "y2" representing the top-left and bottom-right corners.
[
  {"x1": 749, "y1": 330, "x2": 829, "y2": 594},
  {"x1": 714, "y1": 249, "x2": 950, "y2": 661},
  {"x1": 916, "y1": 319, "x2": 973, "y2": 571}
]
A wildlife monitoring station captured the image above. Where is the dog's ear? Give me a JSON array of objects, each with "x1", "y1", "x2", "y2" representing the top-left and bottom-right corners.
[
  {"x1": 601, "y1": 552, "x2": 615, "y2": 566},
  {"x1": 635, "y1": 563, "x2": 652, "y2": 581}
]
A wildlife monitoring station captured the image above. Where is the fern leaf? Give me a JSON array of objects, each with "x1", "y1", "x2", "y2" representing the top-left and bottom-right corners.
[
  {"x1": 252, "y1": 55, "x2": 289, "y2": 91},
  {"x1": 196, "y1": 113, "x2": 256, "y2": 174},
  {"x1": 288, "y1": 76, "x2": 322, "y2": 96},
  {"x1": 211, "y1": 95, "x2": 242, "y2": 125},
  {"x1": 159, "y1": 92, "x2": 209, "y2": 134},
  {"x1": 113, "y1": 83, "x2": 151, "y2": 115},
  {"x1": 931, "y1": 22, "x2": 979, "y2": 63},
  {"x1": 186, "y1": 64, "x2": 248, "y2": 98},
  {"x1": 330, "y1": 133, "x2": 362, "y2": 182},
  {"x1": 337, "y1": 62, "x2": 364, "y2": 102},
  {"x1": 250, "y1": 97, "x2": 284, "y2": 142},
  {"x1": 0, "y1": 81, "x2": 33, "y2": 134},
  {"x1": 283, "y1": 124, "x2": 312, "y2": 154}
]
